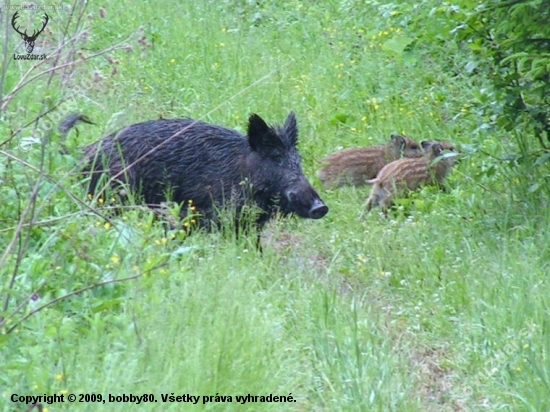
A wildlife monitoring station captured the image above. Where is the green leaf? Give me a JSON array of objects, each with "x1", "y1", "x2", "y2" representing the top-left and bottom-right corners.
[
  {"x1": 465, "y1": 60, "x2": 479, "y2": 73},
  {"x1": 91, "y1": 298, "x2": 123, "y2": 313},
  {"x1": 528, "y1": 183, "x2": 540, "y2": 193},
  {"x1": 330, "y1": 113, "x2": 353, "y2": 125},
  {"x1": 534, "y1": 152, "x2": 550, "y2": 166},
  {"x1": 381, "y1": 36, "x2": 414, "y2": 55},
  {"x1": 501, "y1": 52, "x2": 529, "y2": 66}
]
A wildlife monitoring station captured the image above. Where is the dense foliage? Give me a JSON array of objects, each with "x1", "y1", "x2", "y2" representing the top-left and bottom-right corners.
[{"x1": 396, "y1": 0, "x2": 550, "y2": 194}]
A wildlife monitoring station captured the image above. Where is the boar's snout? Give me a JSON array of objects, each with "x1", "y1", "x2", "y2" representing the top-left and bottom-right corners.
[
  {"x1": 284, "y1": 184, "x2": 329, "y2": 220},
  {"x1": 309, "y1": 198, "x2": 328, "y2": 219}
]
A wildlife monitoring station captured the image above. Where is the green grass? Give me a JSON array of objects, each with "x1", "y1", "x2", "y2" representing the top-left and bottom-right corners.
[{"x1": 1, "y1": 0, "x2": 550, "y2": 411}]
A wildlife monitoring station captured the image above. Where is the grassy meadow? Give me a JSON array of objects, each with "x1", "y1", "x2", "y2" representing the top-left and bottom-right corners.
[{"x1": 1, "y1": 0, "x2": 549, "y2": 411}]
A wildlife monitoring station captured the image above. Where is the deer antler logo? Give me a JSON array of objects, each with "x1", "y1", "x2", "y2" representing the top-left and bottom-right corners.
[{"x1": 11, "y1": 11, "x2": 49, "y2": 54}]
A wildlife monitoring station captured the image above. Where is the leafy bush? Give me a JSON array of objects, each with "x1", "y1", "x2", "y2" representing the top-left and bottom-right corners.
[
  {"x1": 458, "y1": 0, "x2": 550, "y2": 197},
  {"x1": 383, "y1": 0, "x2": 550, "y2": 202}
]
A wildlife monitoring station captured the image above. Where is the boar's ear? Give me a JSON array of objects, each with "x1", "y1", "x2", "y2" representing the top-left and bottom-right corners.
[
  {"x1": 248, "y1": 113, "x2": 285, "y2": 155},
  {"x1": 283, "y1": 112, "x2": 298, "y2": 147}
]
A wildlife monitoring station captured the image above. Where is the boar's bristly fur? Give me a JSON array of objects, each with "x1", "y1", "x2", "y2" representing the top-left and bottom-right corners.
[{"x1": 76, "y1": 112, "x2": 328, "y2": 236}]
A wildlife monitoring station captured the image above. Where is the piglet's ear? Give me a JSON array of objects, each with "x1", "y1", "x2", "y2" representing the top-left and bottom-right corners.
[
  {"x1": 391, "y1": 134, "x2": 406, "y2": 150},
  {"x1": 248, "y1": 113, "x2": 284, "y2": 155},
  {"x1": 431, "y1": 143, "x2": 443, "y2": 156},
  {"x1": 421, "y1": 140, "x2": 433, "y2": 150}
]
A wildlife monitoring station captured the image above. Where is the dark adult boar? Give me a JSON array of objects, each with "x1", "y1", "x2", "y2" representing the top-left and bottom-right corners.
[{"x1": 77, "y1": 112, "x2": 328, "y2": 234}]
